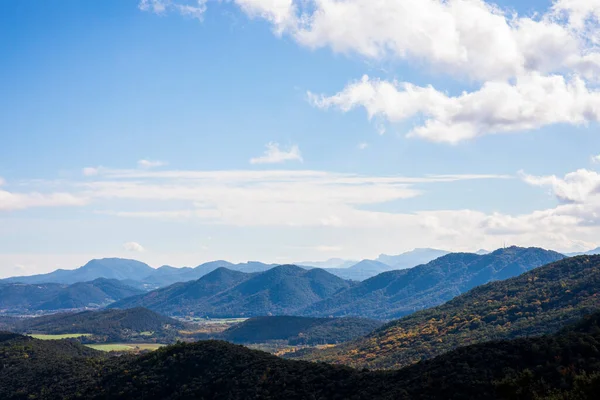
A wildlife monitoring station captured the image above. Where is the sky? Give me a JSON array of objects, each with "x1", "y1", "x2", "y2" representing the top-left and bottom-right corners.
[{"x1": 3, "y1": 0, "x2": 600, "y2": 277}]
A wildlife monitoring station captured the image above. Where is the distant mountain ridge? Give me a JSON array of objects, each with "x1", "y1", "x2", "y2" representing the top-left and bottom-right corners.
[
  {"x1": 1, "y1": 258, "x2": 276, "y2": 289},
  {"x1": 375, "y1": 248, "x2": 450, "y2": 269},
  {"x1": 2, "y1": 258, "x2": 156, "y2": 285},
  {"x1": 301, "y1": 246, "x2": 565, "y2": 319}
]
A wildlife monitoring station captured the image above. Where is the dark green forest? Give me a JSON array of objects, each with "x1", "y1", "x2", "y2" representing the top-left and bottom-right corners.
[
  {"x1": 219, "y1": 315, "x2": 383, "y2": 345},
  {"x1": 2, "y1": 310, "x2": 600, "y2": 399}
]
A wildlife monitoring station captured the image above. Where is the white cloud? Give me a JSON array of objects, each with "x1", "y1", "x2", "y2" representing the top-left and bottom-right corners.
[
  {"x1": 310, "y1": 73, "x2": 600, "y2": 143},
  {"x1": 233, "y1": 0, "x2": 297, "y2": 34},
  {"x1": 123, "y1": 241, "x2": 146, "y2": 252},
  {"x1": 519, "y1": 168, "x2": 600, "y2": 204},
  {"x1": 138, "y1": 159, "x2": 168, "y2": 169},
  {"x1": 592, "y1": 154, "x2": 600, "y2": 163},
  {"x1": 249, "y1": 142, "x2": 303, "y2": 164},
  {"x1": 0, "y1": 177, "x2": 5, "y2": 186},
  {"x1": 357, "y1": 142, "x2": 368, "y2": 150}
]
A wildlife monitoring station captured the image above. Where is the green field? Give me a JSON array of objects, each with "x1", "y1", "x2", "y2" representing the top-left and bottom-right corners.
[
  {"x1": 30, "y1": 333, "x2": 92, "y2": 340},
  {"x1": 85, "y1": 343, "x2": 165, "y2": 352}
]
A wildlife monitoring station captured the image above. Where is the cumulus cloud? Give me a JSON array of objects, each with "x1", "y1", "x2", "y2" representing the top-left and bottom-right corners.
[
  {"x1": 310, "y1": 73, "x2": 600, "y2": 143},
  {"x1": 140, "y1": 0, "x2": 600, "y2": 142},
  {"x1": 138, "y1": 159, "x2": 168, "y2": 169},
  {"x1": 123, "y1": 242, "x2": 146, "y2": 252},
  {"x1": 249, "y1": 142, "x2": 303, "y2": 164},
  {"x1": 357, "y1": 142, "x2": 368, "y2": 150}
]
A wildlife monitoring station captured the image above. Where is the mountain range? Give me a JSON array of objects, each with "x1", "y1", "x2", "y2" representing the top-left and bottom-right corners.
[
  {"x1": 108, "y1": 247, "x2": 563, "y2": 320},
  {"x1": 0, "y1": 278, "x2": 143, "y2": 312},
  {"x1": 300, "y1": 246, "x2": 565, "y2": 319}
]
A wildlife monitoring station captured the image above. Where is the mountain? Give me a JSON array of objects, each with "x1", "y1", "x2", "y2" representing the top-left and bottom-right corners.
[
  {"x1": 3, "y1": 311, "x2": 600, "y2": 399},
  {"x1": 301, "y1": 246, "x2": 565, "y2": 319},
  {"x1": 111, "y1": 265, "x2": 353, "y2": 318},
  {"x1": 324, "y1": 259, "x2": 391, "y2": 280},
  {"x1": 565, "y1": 246, "x2": 600, "y2": 256},
  {"x1": 0, "y1": 278, "x2": 143, "y2": 312},
  {"x1": 1, "y1": 258, "x2": 155, "y2": 285},
  {"x1": 376, "y1": 248, "x2": 450, "y2": 269},
  {"x1": 296, "y1": 254, "x2": 600, "y2": 370},
  {"x1": 189, "y1": 265, "x2": 353, "y2": 317},
  {"x1": 219, "y1": 316, "x2": 383, "y2": 345},
  {"x1": 297, "y1": 258, "x2": 357, "y2": 269},
  {"x1": 14, "y1": 307, "x2": 186, "y2": 336},
  {"x1": 138, "y1": 261, "x2": 235, "y2": 287},
  {"x1": 109, "y1": 267, "x2": 253, "y2": 314}
]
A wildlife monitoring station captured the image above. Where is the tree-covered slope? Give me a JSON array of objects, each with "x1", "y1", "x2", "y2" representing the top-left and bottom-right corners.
[
  {"x1": 3, "y1": 312, "x2": 600, "y2": 399},
  {"x1": 15, "y1": 308, "x2": 186, "y2": 336},
  {"x1": 302, "y1": 246, "x2": 565, "y2": 319},
  {"x1": 295, "y1": 254, "x2": 600, "y2": 369},
  {"x1": 111, "y1": 265, "x2": 353, "y2": 318},
  {"x1": 0, "y1": 278, "x2": 143, "y2": 312},
  {"x1": 203, "y1": 265, "x2": 353, "y2": 317},
  {"x1": 220, "y1": 315, "x2": 382, "y2": 345},
  {"x1": 109, "y1": 267, "x2": 254, "y2": 314}
]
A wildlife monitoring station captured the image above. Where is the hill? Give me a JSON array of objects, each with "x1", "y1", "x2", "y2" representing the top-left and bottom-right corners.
[
  {"x1": 376, "y1": 248, "x2": 450, "y2": 269},
  {"x1": 14, "y1": 308, "x2": 186, "y2": 342},
  {"x1": 109, "y1": 267, "x2": 254, "y2": 314},
  {"x1": 3, "y1": 312, "x2": 600, "y2": 399},
  {"x1": 219, "y1": 316, "x2": 382, "y2": 345},
  {"x1": 302, "y1": 246, "x2": 565, "y2": 319},
  {"x1": 294, "y1": 254, "x2": 600, "y2": 369},
  {"x1": 111, "y1": 265, "x2": 353, "y2": 317},
  {"x1": 0, "y1": 278, "x2": 143, "y2": 312},
  {"x1": 324, "y1": 260, "x2": 391, "y2": 281},
  {"x1": 2, "y1": 258, "x2": 155, "y2": 285}
]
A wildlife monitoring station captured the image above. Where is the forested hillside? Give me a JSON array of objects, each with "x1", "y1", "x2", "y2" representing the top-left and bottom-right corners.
[
  {"x1": 220, "y1": 316, "x2": 382, "y2": 345},
  {"x1": 0, "y1": 278, "x2": 143, "y2": 312},
  {"x1": 293, "y1": 255, "x2": 600, "y2": 369},
  {"x1": 111, "y1": 265, "x2": 353, "y2": 317},
  {"x1": 2, "y1": 311, "x2": 600, "y2": 399},
  {"x1": 109, "y1": 267, "x2": 254, "y2": 313},
  {"x1": 13, "y1": 308, "x2": 187, "y2": 342}
]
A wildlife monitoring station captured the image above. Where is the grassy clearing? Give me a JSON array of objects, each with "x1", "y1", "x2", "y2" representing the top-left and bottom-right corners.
[
  {"x1": 85, "y1": 343, "x2": 165, "y2": 352},
  {"x1": 30, "y1": 333, "x2": 92, "y2": 340}
]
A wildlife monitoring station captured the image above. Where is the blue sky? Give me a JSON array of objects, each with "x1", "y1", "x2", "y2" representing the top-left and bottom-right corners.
[{"x1": 2, "y1": 0, "x2": 600, "y2": 276}]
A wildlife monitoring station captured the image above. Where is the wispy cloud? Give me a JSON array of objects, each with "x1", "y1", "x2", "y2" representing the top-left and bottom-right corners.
[
  {"x1": 357, "y1": 142, "x2": 368, "y2": 150},
  {"x1": 138, "y1": 159, "x2": 168, "y2": 169},
  {"x1": 139, "y1": 0, "x2": 207, "y2": 21},
  {"x1": 249, "y1": 142, "x2": 303, "y2": 164}
]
